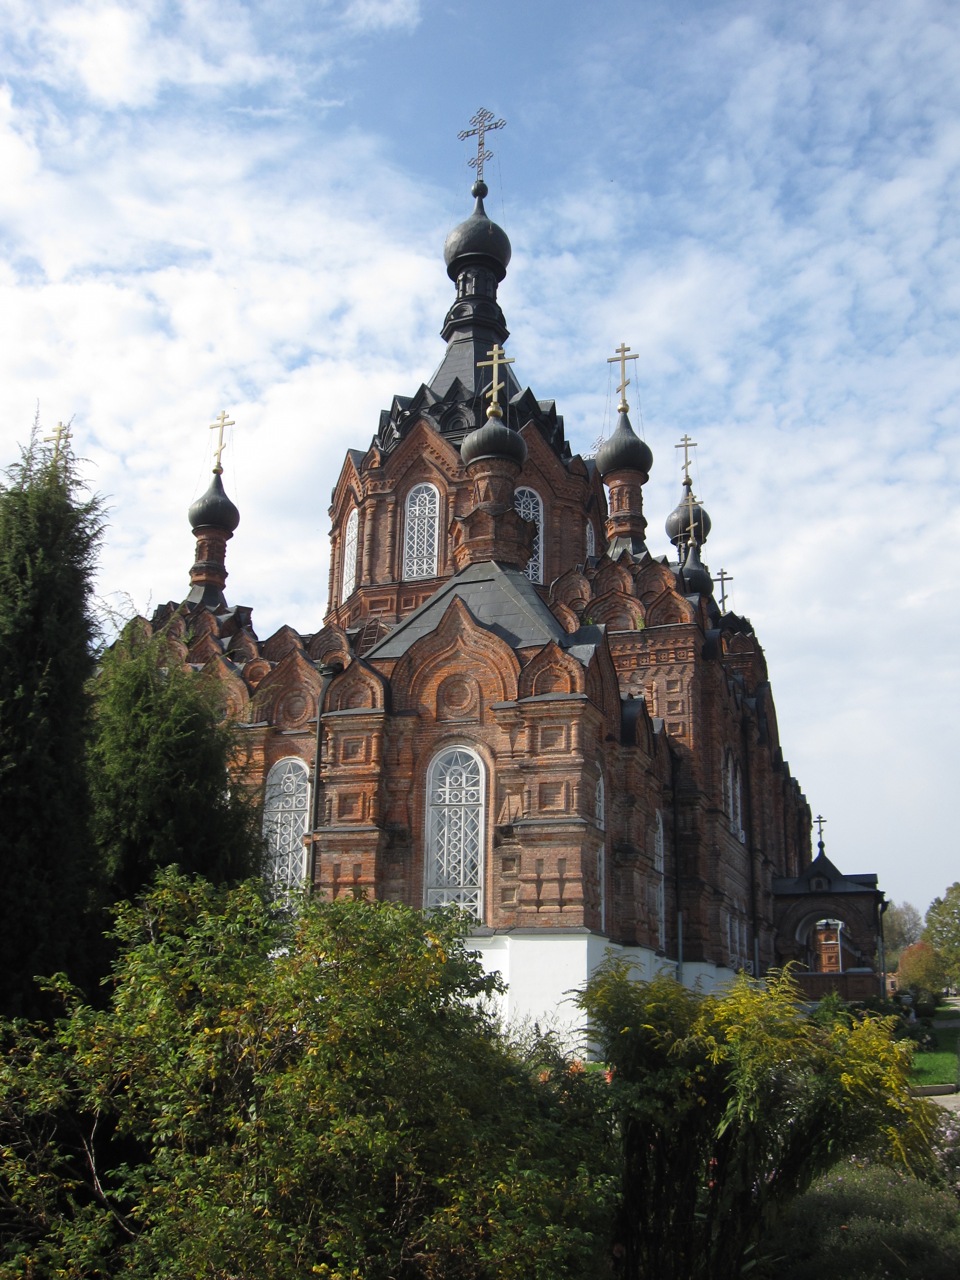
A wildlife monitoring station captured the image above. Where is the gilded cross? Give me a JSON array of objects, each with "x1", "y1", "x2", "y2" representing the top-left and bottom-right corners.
[
  {"x1": 685, "y1": 487, "x2": 700, "y2": 545},
  {"x1": 607, "y1": 342, "x2": 639, "y2": 413},
  {"x1": 676, "y1": 433, "x2": 697, "y2": 483},
  {"x1": 43, "y1": 421, "x2": 71, "y2": 460},
  {"x1": 477, "y1": 344, "x2": 515, "y2": 419},
  {"x1": 209, "y1": 410, "x2": 235, "y2": 472},
  {"x1": 715, "y1": 567, "x2": 734, "y2": 612},
  {"x1": 458, "y1": 108, "x2": 506, "y2": 184}
]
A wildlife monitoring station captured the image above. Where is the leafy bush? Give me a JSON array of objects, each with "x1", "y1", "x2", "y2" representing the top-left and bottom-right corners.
[
  {"x1": 578, "y1": 963, "x2": 932, "y2": 1280},
  {"x1": 758, "y1": 1163, "x2": 960, "y2": 1280},
  {"x1": 0, "y1": 875, "x2": 615, "y2": 1279}
]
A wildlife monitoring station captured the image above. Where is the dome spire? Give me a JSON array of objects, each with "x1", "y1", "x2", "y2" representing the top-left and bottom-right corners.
[
  {"x1": 596, "y1": 342, "x2": 653, "y2": 559},
  {"x1": 665, "y1": 434, "x2": 712, "y2": 557},
  {"x1": 430, "y1": 110, "x2": 514, "y2": 402},
  {"x1": 185, "y1": 410, "x2": 240, "y2": 611}
]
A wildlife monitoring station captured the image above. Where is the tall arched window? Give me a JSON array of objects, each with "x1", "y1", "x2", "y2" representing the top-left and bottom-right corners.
[
  {"x1": 341, "y1": 506, "x2": 359, "y2": 601},
  {"x1": 425, "y1": 746, "x2": 485, "y2": 917},
  {"x1": 654, "y1": 811, "x2": 666, "y2": 949},
  {"x1": 722, "y1": 750, "x2": 734, "y2": 819},
  {"x1": 595, "y1": 775, "x2": 605, "y2": 829},
  {"x1": 733, "y1": 764, "x2": 745, "y2": 843},
  {"x1": 403, "y1": 483, "x2": 440, "y2": 580},
  {"x1": 514, "y1": 487, "x2": 543, "y2": 583},
  {"x1": 262, "y1": 758, "x2": 310, "y2": 896},
  {"x1": 585, "y1": 520, "x2": 596, "y2": 559}
]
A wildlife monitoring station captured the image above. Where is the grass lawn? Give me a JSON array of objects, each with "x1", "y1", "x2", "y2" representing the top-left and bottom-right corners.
[{"x1": 910, "y1": 1026, "x2": 960, "y2": 1086}]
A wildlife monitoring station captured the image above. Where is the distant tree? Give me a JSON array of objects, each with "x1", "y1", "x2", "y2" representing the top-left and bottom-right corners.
[
  {"x1": 924, "y1": 883, "x2": 960, "y2": 990},
  {"x1": 0, "y1": 426, "x2": 104, "y2": 1015},
  {"x1": 577, "y1": 962, "x2": 930, "y2": 1280},
  {"x1": 884, "y1": 900, "x2": 923, "y2": 967},
  {"x1": 0, "y1": 876, "x2": 614, "y2": 1279},
  {"x1": 897, "y1": 940, "x2": 947, "y2": 1000},
  {"x1": 88, "y1": 626, "x2": 263, "y2": 903}
]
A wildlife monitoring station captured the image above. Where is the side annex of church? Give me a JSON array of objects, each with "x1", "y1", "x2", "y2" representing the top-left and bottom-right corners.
[{"x1": 148, "y1": 167, "x2": 885, "y2": 1026}]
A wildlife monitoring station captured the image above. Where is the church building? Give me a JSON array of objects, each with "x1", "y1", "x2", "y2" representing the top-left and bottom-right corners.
[{"x1": 149, "y1": 142, "x2": 885, "y2": 1028}]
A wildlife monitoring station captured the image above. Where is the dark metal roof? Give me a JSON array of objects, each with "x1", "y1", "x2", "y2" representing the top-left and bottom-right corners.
[
  {"x1": 773, "y1": 851, "x2": 881, "y2": 896},
  {"x1": 366, "y1": 561, "x2": 600, "y2": 662}
]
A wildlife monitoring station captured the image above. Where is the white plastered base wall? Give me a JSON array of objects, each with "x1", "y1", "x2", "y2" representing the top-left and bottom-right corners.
[{"x1": 470, "y1": 930, "x2": 732, "y2": 1052}]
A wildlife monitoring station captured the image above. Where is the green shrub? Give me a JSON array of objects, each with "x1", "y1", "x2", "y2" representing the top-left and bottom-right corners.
[{"x1": 759, "y1": 1163, "x2": 960, "y2": 1280}]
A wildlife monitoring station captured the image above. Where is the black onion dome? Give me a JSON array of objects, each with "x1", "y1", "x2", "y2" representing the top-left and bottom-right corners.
[
  {"x1": 679, "y1": 539, "x2": 714, "y2": 597},
  {"x1": 443, "y1": 181, "x2": 512, "y2": 282},
  {"x1": 666, "y1": 480, "x2": 711, "y2": 549},
  {"x1": 596, "y1": 412, "x2": 653, "y2": 479},
  {"x1": 461, "y1": 418, "x2": 527, "y2": 467},
  {"x1": 189, "y1": 471, "x2": 240, "y2": 533}
]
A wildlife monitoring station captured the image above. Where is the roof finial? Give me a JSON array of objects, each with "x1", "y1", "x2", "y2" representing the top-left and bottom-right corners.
[
  {"x1": 607, "y1": 342, "x2": 639, "y2": 414},
  {"x1": 676, "y1": 433, "x2": 697, "y2": 484},
  {"x1": 715, "y1": 567, "x2": 734, "y2": 613},
  {"x1": 814, "y1": 813, "x2": 827, "y2": 855},
  {"x1": 43, "y1": 420, "x2": 72, "y2": 461},
  {"x1": 209, "y1": 410, "x2": 235, "y2": 474},
  {"x1": 685, "y1": 485, "x2": 707, "y2": 548},
  {"x1": 458, "y1": 107, "x2": 506, "y2": 188},
  {"x1": 477, "y1": 343, "x2": 515, "y2": 420}
]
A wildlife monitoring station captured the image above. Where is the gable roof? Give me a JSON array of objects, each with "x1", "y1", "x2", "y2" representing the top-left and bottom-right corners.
[{"x1": 366, "y1": 560, "x2": 603, "y2": 663}]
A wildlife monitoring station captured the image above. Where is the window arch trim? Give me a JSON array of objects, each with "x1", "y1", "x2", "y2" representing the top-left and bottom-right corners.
[
  {"x1": 514, "y1": 486, "x2": 543, "y2": 584},
  {"x1": 424, "y1": 744, "x2": 486, "y2": 918},
  {"x1": 262, "y1": 757, "x2": 310, "y2": 897},
  {"x1": 403, "y1": 482, "x2": 441, "y2": 580},
  {"x1": 341, "y1": 506, "x2": 359, "y2": 601}
]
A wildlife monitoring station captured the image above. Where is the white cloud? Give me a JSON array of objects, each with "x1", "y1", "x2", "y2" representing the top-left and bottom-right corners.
[
  {"x1": 0, "y1": 0, "x2": 958, "y2": 912},
  {"x1": 339, "y1": 0, "x2": 420, "y2": 33}
]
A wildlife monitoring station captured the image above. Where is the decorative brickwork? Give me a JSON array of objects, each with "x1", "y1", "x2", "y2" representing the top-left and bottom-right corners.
[{"x1": 148, "y1": 178, "x2": 885, "y2": 1018}]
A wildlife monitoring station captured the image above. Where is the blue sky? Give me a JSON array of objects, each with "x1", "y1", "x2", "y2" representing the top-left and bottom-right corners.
[{"x1": 0, "y1": 0, "x2": 957, "y2": 915}]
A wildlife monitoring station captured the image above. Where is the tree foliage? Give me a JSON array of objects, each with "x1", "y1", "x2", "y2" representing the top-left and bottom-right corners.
[
  {"x1": 884, "y1": 900, "x2": 923, "y2": 967},
  {"x1": 0, "y1": 428, "x2": 104, "y2": 1016},
  {"x1": 898, "y1": 939, "x2": 948, "y2": 998},
  {"x1": 0, "y1": 875, "x2": 615, "y2": 1279},
  {"x1": 88, "y1": 626, "x2": 263, "y2": 903},
  {"x1": 577, "y1": 961, "x2": 931, "y2": 1280},
  {"x1": 925, "y1": 882, "x2": 960, "y2": 989}
]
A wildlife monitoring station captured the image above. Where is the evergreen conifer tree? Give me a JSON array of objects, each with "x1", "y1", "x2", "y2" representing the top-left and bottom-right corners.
[
  {"x1": 0, "y1": 426, "x2": 104, "y2": 1016},
  {"x1": 88, "y1": 626, "x2": 263, "y2": 903}
]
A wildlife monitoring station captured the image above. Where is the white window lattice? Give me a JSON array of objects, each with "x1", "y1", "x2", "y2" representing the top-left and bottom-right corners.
[
  {"x1": 595, "y1": 775, "x2": 605, "y2": 829},
  {"x1": 403, "y1": 483, "x2": 440, "y2": 580},
  {"x1": 425, "y1": 747, "x2": 484, "y2": 917},
  {"x1": 341, "y1": 506, "x2": 359, "y2": 601},
  {"x1": 262, "y1": 758, "x2": 309, "y2": 896},
  {"x1": 585, "y1": 520, "x2": 596, "y2": 558},
  {"x1": 514, "y1": 487, "x2": 543, "y2": 583},
  {"x1": 654, "y1": 810, "x2": 666, "y2": 949}
]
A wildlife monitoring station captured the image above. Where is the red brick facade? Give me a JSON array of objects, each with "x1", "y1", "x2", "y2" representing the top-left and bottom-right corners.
[{"x1": 146, "y1": 182, "x2": 886, "y2": 1001}]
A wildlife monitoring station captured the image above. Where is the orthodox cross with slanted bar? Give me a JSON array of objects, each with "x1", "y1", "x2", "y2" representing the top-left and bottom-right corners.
[
  {"x1": 814, "y1": 813, "x2": 827, "y2": 852},
  {"x1": 685, "y1": 487, "x2": 701, "y2": 545},
  {"x1": 676, "y1": 433, "x2": 697, "y2": 483},
  {"x1": 43, "y1": 420, "x2": 71, "y2": 461},
  {"x1": 715, "y1": 567, "x2": 734, "y2": 612},
  {"x1": 477, "y1": 343, "x2": 515, "y2": 419},
  {"x1": 458, "y1": 108, "x2": 506, "y2": 184},
  {"x1": 607, "y1": 342, "x2": 639, "y2": 413},
  {"x1": 209, "y1": 410, "x2": 235, "y2": 472}
]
